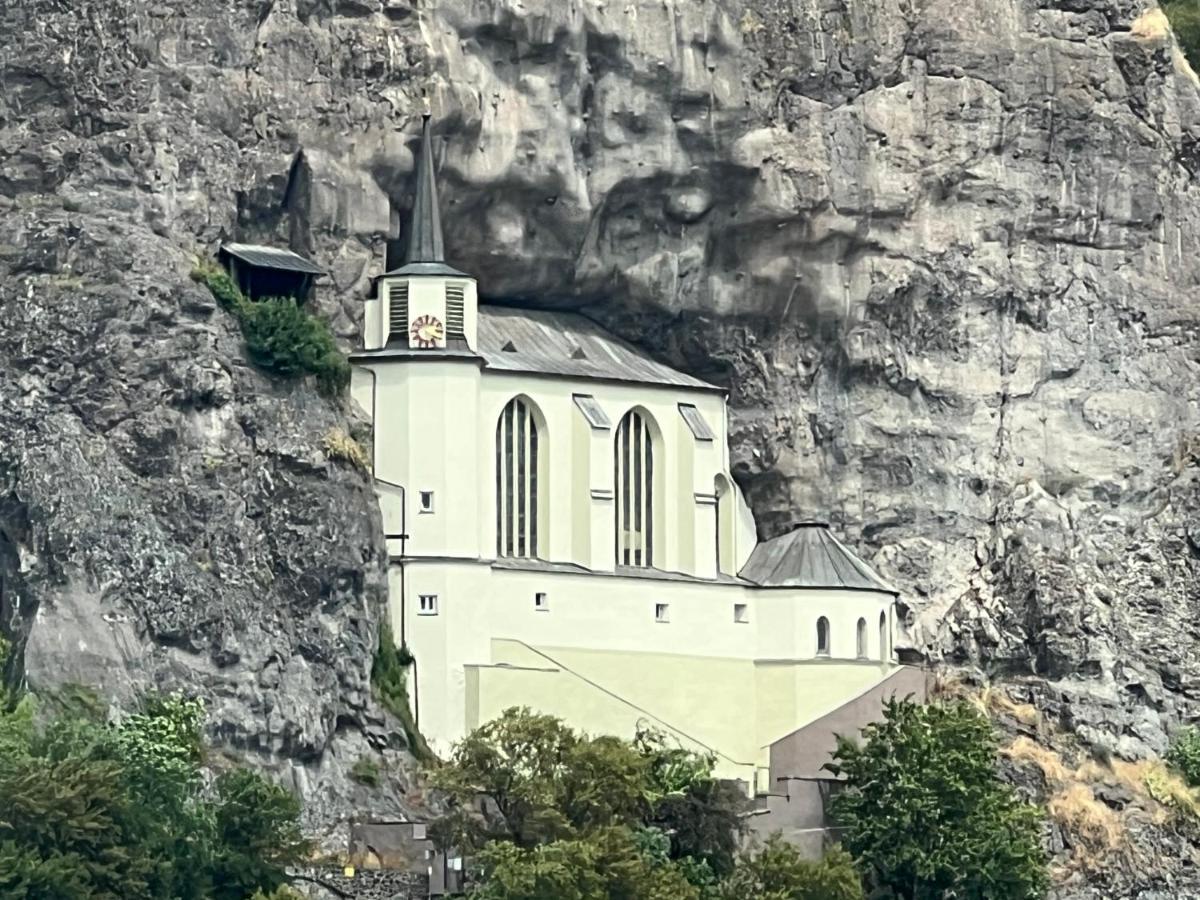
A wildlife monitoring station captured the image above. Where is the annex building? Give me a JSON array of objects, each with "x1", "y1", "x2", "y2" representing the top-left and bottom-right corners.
[{"x1": 350, "y1": 118, "x2": 920, "y2": 825}]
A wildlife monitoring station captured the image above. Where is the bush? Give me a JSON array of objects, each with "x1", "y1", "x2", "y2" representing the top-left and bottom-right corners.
[
  {"x1": 350, "y1": 756, "x2": 382, "y2": 787},
  {"x1": 191, "y1": 259, "x2": 349, "y2": 395},
  {"x1": 720, "y1": 838, "x2": 863, "y2": 900},
  {"x1": 1168, "y1": 726, "x2": 1200, "y2": 787},
  {"x1": 1164, "y1": 1, "x2": 1200, "y2": 71},
  {"x1": 372, "y1": 622, "x2": 431, "y2": 761},
  {"x1": 828, "y1": 698, "x2": 1048, "y2": 900}
]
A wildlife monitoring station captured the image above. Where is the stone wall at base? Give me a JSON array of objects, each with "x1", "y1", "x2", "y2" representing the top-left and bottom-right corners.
[{"x1": 292, "y1": 867, "x2": 430, "y2": 900}]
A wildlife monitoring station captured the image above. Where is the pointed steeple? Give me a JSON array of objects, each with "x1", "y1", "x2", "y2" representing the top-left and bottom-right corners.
[{"x1": 406, "y1": 114, "x2": 445, "y2": 265}]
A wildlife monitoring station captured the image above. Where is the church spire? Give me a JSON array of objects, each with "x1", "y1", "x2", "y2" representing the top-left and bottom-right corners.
[{"x1": 406, "y1": 114, "x2": 445, "y2": 265}]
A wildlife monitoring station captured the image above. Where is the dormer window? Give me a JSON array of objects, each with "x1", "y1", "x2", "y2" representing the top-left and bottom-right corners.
[{"x1": 679, "y1": 403, "x2": 714, "y2": 441}]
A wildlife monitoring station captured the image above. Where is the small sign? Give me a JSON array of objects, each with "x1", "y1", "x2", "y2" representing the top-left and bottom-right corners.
[{"x1": 343, "y1": 865, "x2": 356, "y2": 878}]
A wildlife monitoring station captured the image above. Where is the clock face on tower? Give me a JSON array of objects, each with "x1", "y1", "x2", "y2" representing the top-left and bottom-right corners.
[{"x1": 410, "y1": 314, "x2": 444, "y2": 348}]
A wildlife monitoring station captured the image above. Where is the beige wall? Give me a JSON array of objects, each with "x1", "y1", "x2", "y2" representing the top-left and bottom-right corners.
[
  {"x1": 396, "y1": 560, "x2": 897, "y2": 763},
  {"x1": 355, "y1": 352, "x2": 744, "y2": 579}
]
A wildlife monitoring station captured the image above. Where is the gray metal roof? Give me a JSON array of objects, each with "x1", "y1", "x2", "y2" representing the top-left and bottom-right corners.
[
  {"x1": 492, "y1": 555, "x2": 747, "y2": 585},
  {"x1": 405, "y1": 114, "x2": 445, "y2": 266},
  {"x1": 220, "y1": 243, "x2": 324, "y2": 275},
  {"x1": 478, "y1": 307, "x2": 718, "y2": 391},
  {"x1": 739, "y1": 524, "x2": 897, "y2": 594}
]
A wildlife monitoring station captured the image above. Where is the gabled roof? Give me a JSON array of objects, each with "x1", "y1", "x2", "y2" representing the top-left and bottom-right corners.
[
  {"x1": 219, "y1": 243, "x2": 324, "y2": 275},
  {"x1": 477, "y1": 306, "x2": 719, "y2": 391},
  {"x1": 739, "y1": 523, "x2": 896, "y2": 594}
]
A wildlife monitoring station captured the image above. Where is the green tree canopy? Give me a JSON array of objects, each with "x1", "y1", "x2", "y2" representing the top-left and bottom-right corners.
[
  {"x1": 0, "y1": 690, "x2": 310, "y2": 900},
  {"x1": 826, "y1": 698, "x2": 1048, "y2": 900},
  {"x1": 719, "y1": 838, "x2": 863, "y2": 900},
  {"x1": 430, "y1": 708, "x2": 873, "y2": 900}
]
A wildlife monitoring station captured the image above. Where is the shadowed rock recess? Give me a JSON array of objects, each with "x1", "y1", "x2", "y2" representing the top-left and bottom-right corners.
[{"x1": 3, "y1": 0, "x2": 1200, "y2": 890}]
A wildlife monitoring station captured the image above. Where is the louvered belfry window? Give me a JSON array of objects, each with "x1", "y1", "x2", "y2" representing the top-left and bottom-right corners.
[
  {"x1": 496, "y1": 397, "x2": 539, "y2": 558},
  {"x1": 445, "y1": 283, "x2": 466, "y2": 340},
  {"x1": 387, "y1": 281, "x2": 409, "y2": 342},
  {"x1": 614, "y1": 410, "x2": 654, "y2": 567}
]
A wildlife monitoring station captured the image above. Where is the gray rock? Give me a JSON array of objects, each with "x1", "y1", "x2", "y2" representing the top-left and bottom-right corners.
[{"x1": 5, "y1": 0, "x2": 1200, "y2": 888}]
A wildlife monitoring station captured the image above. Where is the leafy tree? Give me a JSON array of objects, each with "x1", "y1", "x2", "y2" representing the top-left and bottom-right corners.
[
  {"x1": 210, "y1": 769, "x2": 308, "y2": 900},
  {"x1": 1167, "y1": 726, "x2": 1200, "y2": 787},
  {"x1": 429, "y1": 709, "x2": 649, "y2": 851},
  {"x1": 0, "y1": 690, "x2": 310, "y2": 900},
  {"x1": 472, "y1": 826, "x2": 700, "y2": 900},
  {"x1": 430, "y1": 708, "x2": 747, "y2": 899},
  {"x1": 827, "y1": 699, "x2": 1048, "y2": 900},
  {"x1": 719, "y1": 838, "x2": 863, "y2": 900}
]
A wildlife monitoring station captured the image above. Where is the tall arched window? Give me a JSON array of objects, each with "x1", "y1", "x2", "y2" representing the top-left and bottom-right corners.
[
  {"x1": 496, "y1": 397, "x2": 540, "y2": 558},
  {"x1": 879, "y1": 611, "x2": 889, "y2": 661},
  {"x1": 856, "y1": 618, "x2": 868, "y2": 658},
  {"x1": 615, "y1": 410, "x2": 654, "y2": 567},
  {"x1": 816, "y1": 616, "x2": 830, "y2": 657}
]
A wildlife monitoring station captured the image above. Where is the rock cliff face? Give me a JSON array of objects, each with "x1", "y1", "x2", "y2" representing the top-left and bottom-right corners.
[{"x1": 3, "y1": 0, "x2": 1200, "y2": 890}]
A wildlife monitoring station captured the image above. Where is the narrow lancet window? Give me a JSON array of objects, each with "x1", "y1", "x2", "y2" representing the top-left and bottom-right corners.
[
  {"x1": 496, "y1": 398, "x2": 540, "y2": 558},
  {"x1": 880, "y1": 611, "x2": 889, "y2": 661},
  {"x1": 614, "y1": 410, "x2": 654, "y2": 567},
  {"x1": 857, "y1": 618, "x2": 868, "y2": 658},
  {"x1": 817, "y1": 616, "x2": 830, "y2": 656}
]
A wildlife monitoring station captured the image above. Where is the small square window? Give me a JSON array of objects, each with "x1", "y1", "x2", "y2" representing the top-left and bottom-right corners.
[
  {"x1": 534, "y1": 592, "x2": 549, "y2": 611},
  {"x1": 734, "y1": 603, "x2": 748, "y2": 624},
  {"x1": 412, "y1": 823, "x2": 427, "y2": 840},
  {"x1": 418, "y1": 490, "x2": 435, "y2": 513},
  {"x1": 418, "y1": 594, "x2": 438, "y2": 616},
  {"x1": 655, "y1": 603, "x2": 670, "y2": 623}
]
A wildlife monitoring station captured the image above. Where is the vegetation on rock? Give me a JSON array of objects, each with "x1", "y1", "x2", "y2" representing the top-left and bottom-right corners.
[
  {"x1": 323, "y1": 427, "x2": 371, "y2": 472},
  {"x1": 372, "y1": 622, "x2": 431, "y2": 761},
  {"x1": 429, "y1": 708, "x2": 858, "y2": 900},
  {"x1": 0, "y1": 689, "x2": 309, "y2": 900},
  {"x1": 827, "y1": 698, "x2": 1049, "y2": 900},
  {"x1": 1164, "y1": 0, "x2": 1200, "y2": 71},
  {"x1": 191, "y1": 259, "x2": 349, "y2": 395},
  {"x1": 1168, "y1": 726, "x2": 1200, "y2": 787}
]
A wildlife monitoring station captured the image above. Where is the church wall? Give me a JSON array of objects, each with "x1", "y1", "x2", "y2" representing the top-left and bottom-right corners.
[
  {"x1": 369, "y1": 359, "x2": 484, "y2": 560},
  {"x1": 475, "y1": 372, "x2": 732, "y2": 576},
  {"x1": 393, "y1": 558, "x2": 897, "y2": 755}
]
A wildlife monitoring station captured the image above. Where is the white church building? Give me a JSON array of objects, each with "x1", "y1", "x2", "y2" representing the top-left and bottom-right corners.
[{"x1": 350, "y1": 118, "x2": 912, "y2": 798}]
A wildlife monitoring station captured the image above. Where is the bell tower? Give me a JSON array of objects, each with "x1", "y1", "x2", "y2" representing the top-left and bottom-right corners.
[{"x1": 362, "y1": 114, "x2": 479, "y2": 352}]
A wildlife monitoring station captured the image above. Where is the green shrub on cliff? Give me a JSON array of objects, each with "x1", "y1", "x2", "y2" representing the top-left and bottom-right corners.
[
  {"x1": 191, "y1": 258, "x2": 349, "y2": 395},
  {"x1": 0, "y1": 691, "x2": 309, "y2": 900},
  {"x1": 1164, "y1": 1, "x2": 1200, "y2": 71},
  {"x1": 1168, "y1": 726, "x2": 1200, "y2": 787}
]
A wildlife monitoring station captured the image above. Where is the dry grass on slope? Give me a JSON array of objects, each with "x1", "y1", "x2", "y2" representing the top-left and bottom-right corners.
[{"x1": 941, "y1": 677, "x2": 1200, "y2": 878}]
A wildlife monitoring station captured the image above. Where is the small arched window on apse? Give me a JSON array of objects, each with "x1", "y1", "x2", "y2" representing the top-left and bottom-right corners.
[
  {"x1": 879, "y1": 611, "x2": 889, "y2": 661},
  {"x1": 615, "y1": 409, "x2": 656, "y2": 567},
  {"x1": 816, "y1": 616, "x2": 830, "y2": 657},
  {"x1": 856, "y1": 618, "x2": 868, "y2": 658},
  {"x1": 496, "y1": 396, "x2": 545, "y2": 559}
]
